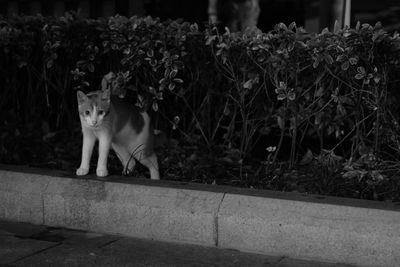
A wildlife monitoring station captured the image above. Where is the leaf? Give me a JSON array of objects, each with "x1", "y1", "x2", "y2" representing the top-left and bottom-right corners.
[
  {"x1": 152, "y1": 101, "x2": 158, "y2": 112},
  {"x1": 205, "y1": 35, "x2": 217, "y2": 46},
  {"x1": 289, "y1": 117, "x2": 296, "y2": 130},
  {"x1": 190, "y1": 23, "x2": 199, "y2": 32},
  {"x1": 349, "y1": 57, "x2": 358, "y2": 65},
  {"x1": 43, "y1": 132, "x2": 56, "y2": 141},
  {"x1": 336, "y1": 45, "x2": 345, "y2": 53},
  {"x1": 173, "y1": 116, "x2": 180, "y2": 124},
  {"x1": 258, "y1": 126, "x2": 270, "y2": 135},
  {"x1": 17, "y1": 61, "x2": 27, "y2": 68},
  {"x1": 223, "y1": 105, "x2": 230, "y2": 116},
  {"x1": 149, "y1": 86, "x2": 156, "y2": 94},
  {"x1": 362, "y1": 23, "x2": 372, "y2": 30},
  {"x1": 355, "y1": 21, "x2": 361, "y2": 31},
  {"x1": 343, "y1": 170, "x2": 360, "y2": 179},
  {"x1": 374, "y1": 21, "x2": 382, "y2": 30},
  {"x1": 336, "y1": 55, "x2": 345, "y2": 62},
  {"x1": 333, "y1": 20, "x2": 340, "y2": 33},
  {"x1": 156, "y1": 92, "x2": 163, "y2": 100},
  {"x1": 324, "y1": 54, "x2": 334, "y2": 65},
  {"x1": 123, "y1": 47, "x2": 131, "y2": 55},
  {"x1": 327, "y1": 126, "x2": 334, "y2": 135},
  {"x1": 313, "y1": 59, "x2": 319, "y2": 69},
  {"x1": 174, "y1": 78, "x2": 184, "y2": 83},
  {"x1": 88, "y1": 63, "x2": 95, "y2": 73},
  {"x1": 276, "y1": 83, "x2": 287, "y2": 92},
  {"x1": 315, "y1": 87, "x2": 324, "y2": 97},
  {"x1": 341, "y1": 61, "x2": 349, "y2": 71},
  {"x1": 277, "y1": 23, "x2": 288, "y2": 31},
  {"x1": 337, "y1": 103, "x2": 346, "y2": 116},
  {"x1": 287, "y1": 91, "x2": 296, "y2": 101},
  {"x1": 243, "y1": 79, "x2": 253, "y2": 89},
  {"x1": 277, "y1": 94, "x2": 286, "y2": 101},
  {"x1": 288, "y1": 22, "x2": 296, "y2": 31},
  {"x1": 300, "y1": 149, "x2": 313, "y2": 165},
  {"x1": 257, "y1": 55, "x2": 266, "y2": 62},
  {"x1": 355, "y1": 73, "x2": 364, "y2": 80},
  {"x1": 372, "y1": 29, "x2": 385, "y2": 42},
  {"x1": 164, "y1": 68, "x2": 170, "y2": 78},
  {"x1": 168, "y1": 82, "x2": 176, "y2": 90},
  {"x1": 169, "y1": 69, "x2": 178, "y2": 78},
  {"x1": 172, "y1": 116, "x2": 180, "y2": 130},
  {"x1": 146, "y1": 49, "x2": 154, "y2": 57},
  {"x1": 321, "y1": 27, "x2": 329, "y2": 35},
  {"x1": 357, "y1": 66, "x2": 365, "y2": 74},
  {"x1": 287, "y1": 42, "x2": 295, "y2": 52},
  {"x1": 314, "y1": 113, "x2": 321, "y2": 125},
  {"x1": 150, "y1": 59, "x2": 157, "y2": 67},
  {"x1": 46, "y1": 59, "x2": 53, "y2": 69},
  {"x1": 277, "y1": 116, "x2": 285, "y2": 130}
]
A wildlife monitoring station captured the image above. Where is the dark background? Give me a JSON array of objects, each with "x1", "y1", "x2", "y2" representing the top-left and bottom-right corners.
[{"x1": 0, "y1": 0, "x2": 399, "y2": 32}]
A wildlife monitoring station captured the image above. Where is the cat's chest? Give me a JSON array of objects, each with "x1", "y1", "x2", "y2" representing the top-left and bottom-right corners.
[{"x1": 91, "y1": 128, "x2": 111, "y2": 140}]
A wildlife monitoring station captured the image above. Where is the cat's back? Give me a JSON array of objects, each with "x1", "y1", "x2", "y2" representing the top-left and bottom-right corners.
[{"x1": 110, "y1": 96, "x2": 145, "y2": 134}]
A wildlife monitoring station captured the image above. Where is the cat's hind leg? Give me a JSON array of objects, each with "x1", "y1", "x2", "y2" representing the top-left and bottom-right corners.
[
  {"x1": 112, "y1": 144, "x2": 136, "y2": 175},
  {"x1": 137, "y1": 152, "x2": 160, "y2": 180}
]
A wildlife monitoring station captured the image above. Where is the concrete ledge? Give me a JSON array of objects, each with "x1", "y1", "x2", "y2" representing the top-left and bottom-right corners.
[
  {"x1": 219, "y1": 194, "x2": 400, "y2": 267},
  {"x1": 0, "y1": 164, "x2": 400, "y2": 266},
  {"x1": 0, "y1": 166, "x2": 223, "y2": 247}
]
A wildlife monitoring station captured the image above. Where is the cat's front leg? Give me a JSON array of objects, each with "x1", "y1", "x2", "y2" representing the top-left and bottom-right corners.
[
  {"x1": 77, "y1": 129, "x2": 96, "y2": 176},
  {"x1": 96, "y1": 134, "x2": 111, "y2": 177}
]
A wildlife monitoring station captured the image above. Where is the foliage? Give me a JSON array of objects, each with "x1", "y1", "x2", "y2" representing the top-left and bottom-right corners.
[{"x1": 1, "y1": 13, "x2": 400, "y2": 200}]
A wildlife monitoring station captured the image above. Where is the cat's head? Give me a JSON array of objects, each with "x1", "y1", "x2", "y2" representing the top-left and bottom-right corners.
[{"x1": 77, "y1": 89, "x2": 111, "y2": 128}]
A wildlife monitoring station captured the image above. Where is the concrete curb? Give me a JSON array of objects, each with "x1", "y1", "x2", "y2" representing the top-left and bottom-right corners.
[{"x1": 0, "y1": 164, "x2": 399, "y2": 266}]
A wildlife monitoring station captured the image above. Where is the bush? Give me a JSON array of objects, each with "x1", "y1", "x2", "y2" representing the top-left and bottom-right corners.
[{"x1": 1, "y1": 13, "x2": 400, "y2": 200}]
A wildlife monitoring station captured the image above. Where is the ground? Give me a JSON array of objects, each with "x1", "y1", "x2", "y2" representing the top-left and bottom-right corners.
[{"x1": 0, "y1": 220, "x2": 352, "y2": 267}]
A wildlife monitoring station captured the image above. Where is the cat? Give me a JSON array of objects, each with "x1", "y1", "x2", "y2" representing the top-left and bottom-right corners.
[{"x1": 76, "y1": 73, "x2": 160, "y2": 180}]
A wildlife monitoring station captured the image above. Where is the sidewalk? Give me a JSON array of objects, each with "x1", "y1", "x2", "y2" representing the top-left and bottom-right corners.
[{"x1": 0, "y1": 220, "x2": 350, "y2": 267}]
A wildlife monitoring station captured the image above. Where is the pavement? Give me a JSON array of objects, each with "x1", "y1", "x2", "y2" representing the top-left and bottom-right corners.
[{"x1": 0, "y1": 220, "x2": 351, "y2": 267}]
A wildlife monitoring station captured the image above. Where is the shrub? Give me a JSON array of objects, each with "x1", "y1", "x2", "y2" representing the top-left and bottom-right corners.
[{"x1": 1, "y1": 13, "x2": 400, "y2": 199}]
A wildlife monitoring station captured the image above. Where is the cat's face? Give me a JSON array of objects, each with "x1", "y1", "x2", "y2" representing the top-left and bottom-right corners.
[{"x1": 77, "y1": 90, "x2": 110, "y2": 128}]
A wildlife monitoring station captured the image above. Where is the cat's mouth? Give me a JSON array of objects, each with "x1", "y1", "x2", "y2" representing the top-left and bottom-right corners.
[{"x1": 86, "y1": 122, "x2": 100, "y2": 128}]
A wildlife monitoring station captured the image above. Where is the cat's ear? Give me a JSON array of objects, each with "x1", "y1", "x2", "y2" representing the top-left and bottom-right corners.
[
  {"x1": 102, "y1": 88, "x2": 111, "y2": 104},
  {"x1": 77, "y1": 91, "x2": 88, "y2": 105},
  {"x1": 101, "y1": 72, "x2": 115, "y2": 91}
]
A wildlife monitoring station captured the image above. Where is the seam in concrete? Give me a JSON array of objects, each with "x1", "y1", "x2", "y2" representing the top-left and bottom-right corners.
[
  {"x1": 97, "y1": 237, "x2": 123, "y2": 248},
  {"x1": 214, "y1": 192, "x2": 226, "y2": 247},
  {"x1": 41, "y1": 180, "x2": 50, "y2": 225},
  {"x1": 11, "y1": 242, "x2": 61, "y2": 264},
  {"x1": 276, "y1": 256, "x2": 286, "y2": 263}
]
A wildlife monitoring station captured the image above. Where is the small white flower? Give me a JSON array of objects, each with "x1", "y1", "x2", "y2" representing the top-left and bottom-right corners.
[{"x1": 266, "y1": 146, "x2": 276, "y2": 152}]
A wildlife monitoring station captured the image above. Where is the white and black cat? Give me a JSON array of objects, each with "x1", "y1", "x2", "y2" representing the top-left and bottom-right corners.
[{"x1": 76, "y1": 73, "x2": 160, "y2": 180}]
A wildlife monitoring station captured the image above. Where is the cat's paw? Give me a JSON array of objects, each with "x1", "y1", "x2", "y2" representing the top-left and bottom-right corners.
[
  {"x1": 96, "y1": 168, "x2": 109, "y2": 177},
  {"x1": 76, "y1": 168, "x2": 89, "y2": 176}
]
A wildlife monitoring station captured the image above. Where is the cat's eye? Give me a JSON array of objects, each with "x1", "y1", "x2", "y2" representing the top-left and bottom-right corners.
[
  {"x1": 98, "y1": 110, "x2": 105, "y2": 115},
  {"x1": 84, "y1": 110, "x2": 90, "y2": 116}
]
